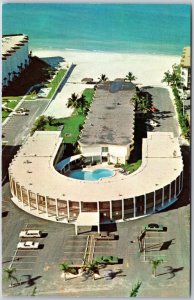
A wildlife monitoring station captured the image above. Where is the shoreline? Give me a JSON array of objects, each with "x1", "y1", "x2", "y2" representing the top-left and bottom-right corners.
[
  {"x1": 33, "y1": 49, "x2": 180, "y2": 87},
  {"x1": 34, "y1": 48, "x2": 180, "y2": 118},
  {"x1": 33, "y1": 48, "x2": 180, "y2": 59}
]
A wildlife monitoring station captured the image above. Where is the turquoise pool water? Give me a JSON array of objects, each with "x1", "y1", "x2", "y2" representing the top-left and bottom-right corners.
[{"x1": 68, "y1": 169, "x2": 114, "y2": 181}]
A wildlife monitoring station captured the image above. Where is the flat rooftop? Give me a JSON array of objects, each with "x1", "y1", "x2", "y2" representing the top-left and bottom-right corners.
[
  {"x1": 9, "y1": 131, "x2": 183, "y2": 202},
  {"x1": 2, "y1": 34, "x2": 28, "y2": 58},
  {"x1": 180, "y1": 47, "x2": 191, "y2": 68},
  {"x1": 79, "y1": 80, "x2": 136, "y2": 146}
]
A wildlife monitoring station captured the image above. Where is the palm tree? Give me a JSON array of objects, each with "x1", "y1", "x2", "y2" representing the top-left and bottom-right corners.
[
  {"x1": 31, "y1": 286, "x2": 37, "y2": 296},
  {"x1": 12, "y1": 71, "x2": 17, "y2": 79},
  {"x1": 67, "y1": 93, "x2": 79, "y2": 110},
  {"x1": 125, "y1": 72, "x2": 137, "y2": 83},
  {"x1": 86, "y1": 261, "x2": 100, "y2": 279},
  {"x1": 149, "y1": 258, "x2": 163, "y2": 277},
  {"x1": 8, "y1": 72, "x2": 12, "y2": 81},
  {"x1": 59, "y1": 263, "x2": 70, "y2": 281},
  {"x1": 77, "y1": 95, "x2": 87, "y2": 112},
  {"x1": 129, "y1": 280, "x2": 142, "y2": 297},
  {"x1": 3, "y1": 77, "x2": 7, "y2": 86},
  {"x1": 131, "y1": 93, "x2": 149, "y2": 112},
  {"x1": 3, "y1": 267, "x2": 19, "y2": 287},
  {"x1": 47, "y1": 116, "x2": 55, "y2": 126},
  {"x1": 162, "y1": 71, "x2": 172, "y2": 86},
  {"x1": 98, "y1": 74, "x2": 108, "y2": 83}
]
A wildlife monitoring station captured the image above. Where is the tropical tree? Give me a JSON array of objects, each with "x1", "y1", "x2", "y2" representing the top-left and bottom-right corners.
[
  {"x1": 162, "y1": 64, "x2": 182, "y2": 88},
  {"x1": 129, "y1": 280, "x2": 142, "y2": 297},
  {"x1": 8, "y1": 72, "x2": 12, "y2": 81},
  {"x1": 84, "y1": 261, "x2": 100, "y2": 280},
  {"x1": 77, "y1": 94, "x2": 87, "y2": 112},
  {"x1": 3, "y1": 267, "x2": 19, "y2": 287},
  {"x1": 3, "y1": 77, "x2": 7, "y2": 86},
  {"x1": 30, "y1": 115, "x2": 47, "y2": 135},
  {"x1": 67, "y1": 93, "x2": 79, "y2": 110},
  {"x1": 131, "y1": 93, "x2": 149, "y2": 112},
  {"x1": 12, "y1": 71, "x2": 17, "y2": 79},
  {"x1": 162, "y1": 71, "x2": 172, "y2": 86},
  {"x1": 59, "y1": 262, "x2": 76, "y2": 280},
  {"x1": 125, "y1": 72, "x2": 137, "y2": 83},
  {"x1": 31, "y1": 286, "x2": 37, "y2": 296},
  {"x1": 149, "y1": 258, "x2": 163, "y2": 277},
  {"x1": 59, "y1": 262, "x2": 70, "y2": 281},
  {"x1": 47, "y1": 116, "x2": 55, "y2": 126},
  {"x1": 98, "y1": 74, "x2": 108, "y2": 82}
]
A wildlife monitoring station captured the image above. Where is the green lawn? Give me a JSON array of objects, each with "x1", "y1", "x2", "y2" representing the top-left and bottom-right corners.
[
  {"x1": 2, "y1": 96, "x2": 22, "y2": 102},
  {"x1": 121, "y1": 159, "x2": 142, "y2": 173},
  {"x1": 24, "y1": 69, "x2": 67, "y2": 100},
  {"x1": 47, "y1": 69, "x2": 67, "y2": 99},
  {"x1": 2, "y1": 98, "x2": 22, "y2": 121},
  {"x1": 45, "y1": 88, "x2": 94, "y2": 143}
]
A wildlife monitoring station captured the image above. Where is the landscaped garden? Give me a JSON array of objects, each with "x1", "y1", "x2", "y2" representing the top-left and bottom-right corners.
[
  {"x1": 2, "y1": 97, "x2": 23, "y2": 122},
  {"x1": 31, "y1": 88, "x2": 94, "y2": 144},
  {"x1": 162, "y1": 64, "x2": 190, "y2": 139}
]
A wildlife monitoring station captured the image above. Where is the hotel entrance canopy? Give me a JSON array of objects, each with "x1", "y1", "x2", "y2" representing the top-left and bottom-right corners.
[{"x1": 75, "y1": 212, "x2": 100, "y2": 235}]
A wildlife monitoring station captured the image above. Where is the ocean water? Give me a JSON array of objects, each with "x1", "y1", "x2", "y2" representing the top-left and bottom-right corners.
[{"x1": 2, "y1": 3, "x2": 191, "y2": 55}]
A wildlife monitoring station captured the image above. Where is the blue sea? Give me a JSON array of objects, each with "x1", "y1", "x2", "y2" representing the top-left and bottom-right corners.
[{"x1": 2, "y1": 3, "x2": 191, "y2": 55}]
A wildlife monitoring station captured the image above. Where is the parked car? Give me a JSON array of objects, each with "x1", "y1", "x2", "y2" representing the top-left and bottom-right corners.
[
  {"x1": 17, "y1": 241, "x2": 39, "y2": 249},
  {"x1": 13, "y1": 111, "x2": 28, "y2": 116},
  {"x1": 143, "y1": 223, "x2": 164, "y2": 231},
  {"x1": 148, "y1": 107, "x2": 159, "y2": 112},
  {"x1": 18, "y1": 107, "x2": 28, "y2": 112},
  {"x1": 145, "y1": 119, "x2": 158, "y2": 127},
  {"x1": 93, "y1": 255, "x2": 119, "y2": 264},
  {"x1": 19, "y1": 230, "x2": 42, "y2": 238},
  {"x1": 96, "y1": 231, "x2": 117, "y2": 240}
]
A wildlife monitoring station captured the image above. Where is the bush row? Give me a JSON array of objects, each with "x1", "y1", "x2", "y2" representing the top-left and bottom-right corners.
[{"x1": 172, "y1": 86, "x2": 190, "y2": 139}]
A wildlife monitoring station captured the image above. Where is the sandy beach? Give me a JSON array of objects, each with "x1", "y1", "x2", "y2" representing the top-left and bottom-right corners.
[{"x1": 34, "y1": 50, "x2": 180, "y2": 118}]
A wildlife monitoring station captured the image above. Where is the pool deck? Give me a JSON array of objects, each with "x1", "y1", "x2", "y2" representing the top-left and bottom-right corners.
[{"x1": 9, "y1": 131, "x2": 183, "y2": 202}]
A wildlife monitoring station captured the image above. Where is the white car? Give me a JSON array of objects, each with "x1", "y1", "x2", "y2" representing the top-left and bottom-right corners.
[
  {"x1": 17, "y1": 241, "x2": 39, "y2": 249},
  {"x1": 19, "y1": 230, "x2": 42, "y2": 238},
  {"x1": 145, "y1": 119, "x2": 158, "y2": 127},
  {"x1": 13, "y1": 111, "x2": 28, "y2": 116}
]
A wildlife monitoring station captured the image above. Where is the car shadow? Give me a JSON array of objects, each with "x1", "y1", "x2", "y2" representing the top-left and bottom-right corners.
[{"x1": 38, "y1": 244, "x2": 44, "y2": 249}]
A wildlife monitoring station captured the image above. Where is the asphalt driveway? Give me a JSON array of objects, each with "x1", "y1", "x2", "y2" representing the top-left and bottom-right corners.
[{"x1": 144, "y1": 87, "x2": 180, "y2": 137}]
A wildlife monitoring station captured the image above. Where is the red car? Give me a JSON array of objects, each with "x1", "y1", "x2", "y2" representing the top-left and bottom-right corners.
[{"x1": 148, "y1": 107, "x2": 159, "y2": 112}]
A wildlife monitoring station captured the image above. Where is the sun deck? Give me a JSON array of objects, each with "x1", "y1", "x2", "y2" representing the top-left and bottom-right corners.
[{"x1": 9, "y1": 131, "x2": 183, "y2": 202}]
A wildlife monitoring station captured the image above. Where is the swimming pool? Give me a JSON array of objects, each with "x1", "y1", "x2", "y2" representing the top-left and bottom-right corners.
[{"x1": 68, "y1": 169, "x2": 114, "y2": 181}]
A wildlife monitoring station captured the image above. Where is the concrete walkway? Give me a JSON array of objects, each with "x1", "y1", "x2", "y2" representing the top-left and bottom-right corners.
[{"x1": 43, "y1": 82, "x2": 88, "y2": 118}]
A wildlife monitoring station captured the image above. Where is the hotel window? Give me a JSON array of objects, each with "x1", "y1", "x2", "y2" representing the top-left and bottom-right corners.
[
  {"x1": 102, "y1": 147, "x2": 108, "y2": 152},
  {"x1": 112, "y1": 200, "x2": 122, "y2": 220},
  {"x1": 124, "y1": 198, "x2": 134, "y2": 219}
]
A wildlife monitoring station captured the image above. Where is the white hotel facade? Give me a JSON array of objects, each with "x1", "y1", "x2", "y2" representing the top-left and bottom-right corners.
[{"x1": 2, "y1": 34, "x2": 29, "y2": 86}]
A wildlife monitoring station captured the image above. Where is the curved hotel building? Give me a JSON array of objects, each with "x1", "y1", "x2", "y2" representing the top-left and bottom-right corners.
[{"x1": 8, "y1": 81, "x2": 184, "y2": 230}]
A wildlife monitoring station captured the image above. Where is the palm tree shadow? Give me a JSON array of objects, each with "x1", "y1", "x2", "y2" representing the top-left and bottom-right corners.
[
  {"x1": 20, "y1": 275, "x2": 42, "y2": 287},
  {"x1": 157, "y1": 266, "x2": 184, "y2": 279}
]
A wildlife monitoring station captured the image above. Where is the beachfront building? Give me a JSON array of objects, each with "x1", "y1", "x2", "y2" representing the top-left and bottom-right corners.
[
  {"x1": 180, "y1": 46, "x2": 191, "y2": 89},
  {"x1": 79, "y1": 80, "x2": 136, "y2": 164},
  {"x1": 9, "y1": 130, "x2": 183, "y2": 229},
  {"x1": 2, "y1": 34, "x2": 29, "y2": 87}
]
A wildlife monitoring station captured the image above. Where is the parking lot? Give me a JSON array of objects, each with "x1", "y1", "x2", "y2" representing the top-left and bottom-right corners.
[
  {"x1": 143, "y1": 87, "x2": 180, "y2": 137},
  {"x1": 2, "y1": 186, "x2": 190, "y2": 297}
]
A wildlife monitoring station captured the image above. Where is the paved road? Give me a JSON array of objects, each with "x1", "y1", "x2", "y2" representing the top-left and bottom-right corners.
[
  {"x1": 2, "y1": 100, "x2": 49, "y2": 146},
  {"x1": 144, "y1": 87, "x2": 180, "y2": 137},
  {"x1": 2, "y1": 100, "x2": 49, "y2": 184}
]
